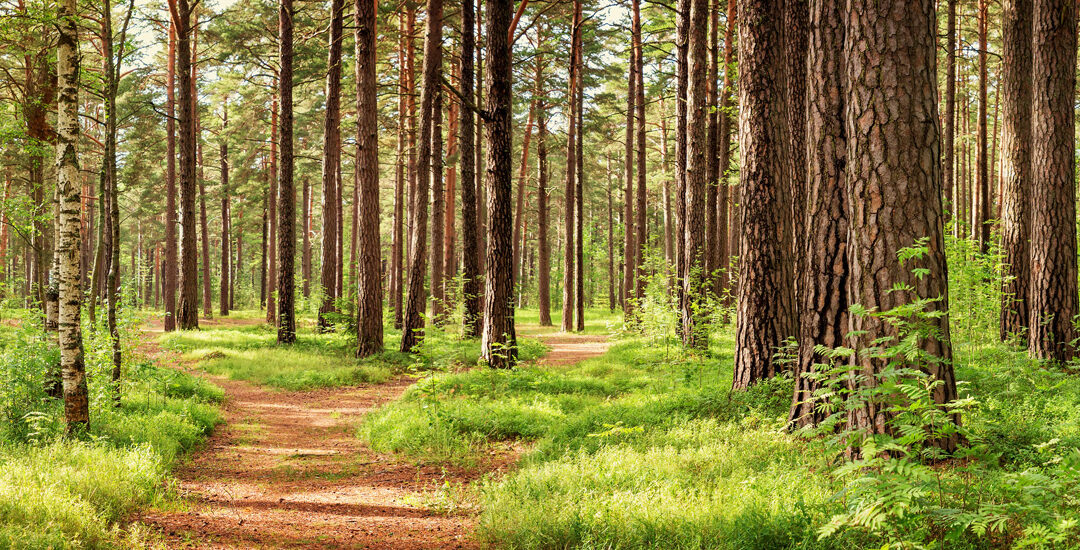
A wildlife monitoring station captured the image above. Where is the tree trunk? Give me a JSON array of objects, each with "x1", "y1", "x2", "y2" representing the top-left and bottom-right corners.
[
  {"x1": 391, "y1": 11, "x2": 407, "y2": 329},
  {"x1": 260, "y1": 191, "x2": 267, "y2": 308},
  {"x1": 561, "y1": 2, "x2": 581, "y2": 332},
  {"x1": 622, "y1": 26, "x2": 635, "y2": 315},
  {"x1": 715, "y1": 0, "x2": 735, "y2": 299},
  {"x1": 975, "y1": 0, "x2": 989, "y2": 253},
  {"x1": 732, "y1": 0, "x2": 795, "y2": 382},
  {"x1": 480, "y1": 0, "x2": 517, "y2": 367},
  {"x1": 944, "y1": 0, "x2": 956, "y2": 217},
  {"x1": 705, "y1": 0, "x2": 719, "y2": 294},
  {"x1": 537, "y1": 103, "x2": 552, "y2": 325},
  {"x1": 266, "y1": 92, "x2": 278, "y2": 325},
  {"x1": 632, "y1": 0, "x2": 646, "y2": 309},
  {"x1": 356, "y1": 0, "x2": 383, "y2": 356},
  {"x1": 999, "y1": 0, "x2": 1031, "y2": 340},
  {"x1": 276, "y1": 0, "x2": 296, "y2": 343},
  {"x1": 784, "y1": 0, "x2": 807, "y2": 318},
  {"x1": 431, "y1": 56, "x2": 446, "y2": 324},
  {"x1": 789, "y1": 0, "x2": 846, "y2": 429},
  {"x1": 402, "y1": 0, "x2": 442, "y2": 352},
  {"x1": 574, "y1": 40, "x2": 585, "y2": 331},
  {"x1": 176, "y1": 0, "x2": 199, "y2": 330},
  {"x1": 513, "y1": 83, "x2": 538, "y2": 304},
  {"x1": 681, "y1": 0, "x2": 709, "y2": 349},
  {"x1": 1028, "y1": 0, "x2": 1078, "y2": 362},
  {"x1": 460, "y1": 0, "x2": 481, "y2": 337},
  {"x1": 318, "y1": 0, "x2": 344, "y2": 329},
  {"x1": 164, "y1": 22, "x2": 178, "y2": 331},
  {"x1": 301, "y1": 175, "x2": 311, "y2": 298},
  {"x1": 57, "y1": 0, "x2": 88, "y2": 431},
  {"x1": 674, "y1": 0, "x2": 688, "y2": 316},
  {"x1": 844, "y1": 0, "x2": 957, "y2": 449},
  {"x1": 220, "y1": 105, "x2": 231, "y2": 316}
]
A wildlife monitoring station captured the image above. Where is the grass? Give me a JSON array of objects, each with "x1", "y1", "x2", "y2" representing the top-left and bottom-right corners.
[
  {"x1": 359, "y1": 304, "x2": 1080, "y2": 549},
  {"x1": 0, "y1": 308, "x2": 224, "y2": 548},
  {"x1": 160, "y1": 309, "x2": 547, "y2": 391}
]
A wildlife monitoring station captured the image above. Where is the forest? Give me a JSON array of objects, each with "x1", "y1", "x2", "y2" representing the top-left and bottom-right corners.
[{"x1": 1, "y1": 0, "x2": 1080, "y2": 547}]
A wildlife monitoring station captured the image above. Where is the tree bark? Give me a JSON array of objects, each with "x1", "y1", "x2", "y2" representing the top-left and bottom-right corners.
[
  {"x1": 975, "y1": 0, "x2": 990, "y2": 253},
  {"x1": 481, "y1": 0, "x2": 517, "y2": 367},
  {"x1": 715, "y1": 0, "x2": 735, "y2": 299},
  {"x1": 632, "y1": 0, "x2": 646, "y2": 309},
  {"x1": 460, "y1": 0, "x2": 481, "y2": 337},
  {"x1": 164, "y1": 22, "x2": 178, "y2": 331},
  {"x1": 537, "y1": 103, "x2": 552, "y2": 325},
  {"x1": 1028, "y1": 0, "x2": 1078, "y2": 362},
  {"x1": 276, "y1": 0, "x2": 296, "y2": 343},
  {"x1": 220, "y1": 105, "x2": 231, "y2": 316},
  {"x1": 431, "y1": 48, "x2": 446, "y2": 324},
  {"x1": 681, "y1": 0, "x2": 709, "y2": 349},
  {"x1": 944, "y1": 0, "x2": 956, "y2": 217},
  {"x1": 57, "y1": 0, "x2": 88, "y2": 431},
  {"x1": 844, "y1": 0, "x2": 957, "y2": 449},
  {"x1": 356, "y1": 0, "x2": 383, "y2": 356},
  {"x1": 176, "y1": 0, "x2": 200, "y2": 330},
  {"x1": 574, "y1": 38, "x2": 585, "y2": 331},
  {"x1": 391, "y1": 11, "x2": 407, "y2": 329},
  {"x1": 266, "y1": 92, "x2": 278, "y2": 325},
  {"x1": 732, "y1": 0, "x2": 795, "y2": 383},
  {"x1": 789, "y1": 0, "x2": 846, "y2": 429},
  {"x1": 318, "y1": 0, "x2": 344, "y2": 329},
  {"x1": 622, "y1": 26, "x2": 635, "y2": 315},
  {"x1": 561, "y1": 2, "x2": 581, "y2": 332},
  {"x1": 999, "y1": 0, "x2": 1031, "y2": 340}
]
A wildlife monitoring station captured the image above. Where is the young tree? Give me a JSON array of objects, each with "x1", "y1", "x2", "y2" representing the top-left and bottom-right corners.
[
  {"x1": 57, "y1": 0, "x2": 88, "y2": 430},
  {"x1": 998, "y1": 0, "x2": 1031, "y2": 340},
  {"x1": 789, "y1": 0, "x2": 845, "y2": 429},
  {"x1": 1028, "y1": 0, "x2": 1078, "y2": 362},
  {"x1": 355, "y1": 0, "x2": 382, "y2": 355},
  {"x1": 844, "y1": 0, "x2": 957, "y2": 448},
  {"x1": 480, "y1": 0, "x2": 516, "y2": 367},
  {"x1": 732, "y1": 0, "x2": 795, "y2": 383},
  {"x1": 318, "y1": 0, "x2": 344, "y2": 330}
]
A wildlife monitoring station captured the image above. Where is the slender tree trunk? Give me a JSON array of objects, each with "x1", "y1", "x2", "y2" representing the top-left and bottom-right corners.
[
  {"x1": 260, "y1": 191, "x2": 267, "y2": 308},
  {"x1": 732, "y1": 0, "x2": 795, "y2": 382},
  {"x1": 944, "y1": 0, "x2": 956, "y2": 216},
  {"x1": 606, "y1": 158, "x2": 616, "y2": 311},
  {"x1": 622, "y1": 27, "x2": 635, "y2": 315},
  {"x1": 681, "y1": 0, "x2": 709, "y2": 349},
  {"x1": 561, "y1": 2, "x2": 581, "y2": 332},
  {"x1": 445, "y1": 74, "x2": 459, "y2": 285},
  {"x1": 266, "y1": 93, "x2": 278, "y2": 325},
  {"x1": 301, "y1": 175, "x2": 311, "y2": 298},
  {"x1": 431, "y1": 54, "x2": 446, "y2": 324},
  {"x1": 355, "y1": 0, "x2": 382, "y2": 355},
  {"x1": 460, "y1": 0, "x2": 481, "y2": 337},
  {"x1": 276, "y1": 0, "x2": 296, "y2": 343},
  {"x1": 705, "y1": 0, "x2": 719, "y2": 292},
  {"x1": 220, "y1": 105, "x2": 231, "y2": 317},
  {"x1": 164, "y1": 22, "x2": 178, "y2": 331},
  {"x1": 391, "y1": 12, "x2": 407, "y2": 329},
  {"x1": 789, "y1": 0, "x2": 846, "y2": 429},
  {"x1": 632, "y1": 0, "x2": 646, "y2": 309},
  {"x1": 318, "y1": 0, "x2": 344, "y2": 329},
  {"x1": 1028, "y1": 0, "x2": 1078, "y2": 362},
  {"x1": 716, "y1": 0, "x2": 735, "y2": 300},
  {"x1": 176, "y1": 0, "x2": 199, "y2": 330},
  {"x1": 975, "y1": 0, "x2": 989, "y2": 253},
  {"x1": 402, "y1": 0, "x2": 442, "y2": 352},
  {"x1": 574, "y1": 42, "x2": 585, "y2": 331},
  {"x1": 999, "y1": 0, "x2": 1031, "y2": 340},
  {"x1": 674, "y1": 0, "x2": 688, "y2": 315},
  {"x1": 537, "y1": 104, "x2": 552, "y2": 325},
  {"x1": 480, "y1": 0, "x2": 517, "y2": 367},
  {"x1": 513, "y1": 84, "x2": 538, "y2": 302},
  {"x1": 844, "y1": 0, "x2": 957, "y2": 449},
  {"x1": 57, "y1": 0, "x2": 88, "y2": 431}
]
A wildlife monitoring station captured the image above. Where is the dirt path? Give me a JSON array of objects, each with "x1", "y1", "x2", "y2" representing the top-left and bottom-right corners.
[{"x1": 138, "y1": 325, "x2": 607, "y2": 549}]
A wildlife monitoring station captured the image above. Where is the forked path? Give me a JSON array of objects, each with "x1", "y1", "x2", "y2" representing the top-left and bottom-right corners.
[{"x1": 138, "y1": 324, "x2": 608, "y2": 549}]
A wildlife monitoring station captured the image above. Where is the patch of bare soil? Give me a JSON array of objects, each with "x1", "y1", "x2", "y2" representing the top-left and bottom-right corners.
[{"x1": 136, "y1": 323, "x2": 606, "y2": 549}]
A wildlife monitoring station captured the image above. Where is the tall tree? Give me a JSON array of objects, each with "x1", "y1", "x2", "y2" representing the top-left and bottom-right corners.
[
  {"x1": 574, "y1": 34, "x2": 585, "y2": 332},
  {"x1": 480, "y1": 0, "x2": 516, "y2": 367},
  {"x1": 632, "y1": 0, "x2": 646, "y2": 308},
  {"x1": 318, "y1": 0, "x2": 344, "y2": 330},
  {"x1": 265, "y1": 93, "x2": 278, "y2": 324},
  {"x1": 460, "y1": 0, "x2": 481, "y2": 337},
  {"x1": 175, "y1": 0, "x2": 199, "y2": 330},
  {"x1": 732, "y1": 0, "x2": 795, "y2": 384},
  {"x1": 998, "y1": 0, "x2": 1031, "y2": 340},
  {"x1": 391, "y1": 11, "x2": 407, "y2": 329},
  {"x1": 944, "y1": 0, "x2": 956, "y2": 216},
  {"x1": 682, "y1": 0, "x2": 709, "y2": 349},
  {"x1": 622, "y1": 26, "x2": 635, "y2": 315},
  {"x1": 561, "y1": 1, "x2": 581, "y2": 332},
  {"x1": 536, "y1": 101, "x2": 552, "y2": 326},
  {"x1": 219, "y1": 105, "x2": 231, "y2": 317},
  {"x1": 975, "y1": 0, "x2": 990, "y2": 252},
  {"x1": 276, "y1": 0, "x2": 296, "y2": 344},
  {"x1": 785, "y1": 0, "x2": 807, "y2": 313},
  {"x1": 1028, "y1": 0, "x2": 1078, "y2": 362},
  {"x1": 356, "y1": 0, "x2": 382, "y2": 355},
  {"x1": 844, "y1": 0, "x2": 957, "y2": 448},
  {"x1": 57, "y1": 0, "x2": 88, "y2": 431},
  {"x1": 164, "y1": 22, "x2": 178, "y2": 331},
  {"x1": 715, "y1": 0, "x2": 735, "y2": 298},
  {"x1": 402, "y1": 0, "x2": 442, "y2": 352},
  {"x1": 789, "y1": 0, "x2": 846, "y2": 428}
]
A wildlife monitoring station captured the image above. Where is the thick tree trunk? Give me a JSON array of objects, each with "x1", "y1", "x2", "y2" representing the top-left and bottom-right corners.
[
  {"x1": 999, "y1": 0, "x2": 1031, "y2": 340},
  {"x1": 682, "y1": 0, "x2": 709, "y2": 349},
  {"x1": 57, "y1": 0, "x2": 88, "y2": 431},
  {"x1": 784, "y1": 0, "x2": 807, "y2": 316},
  {"x1": 402, "y1": 0, "x2": 442, "y2": 352},
  {"x1": 480, "y1": 0, "x2": 517, "y2": 367},
  {"x1": 789, "y1": 0, "x2": 846, "y2": 429},
  {"x1": 1028, "y1": 0, "x2": 1078, "y2": 362},
  {"x1": 164, "y1": 23, "x2": 178, "y2": 331},
  {"x1": 355, "y1": 0, "x2": 383, "y2": 356},
  {"x1": 732, "y1": 0, "x2": 795, "y2": 383},
  {"x1": 460, "y1": 0, "x2": 481, "y2": 337},
  {"x1": 318, "y1": 0, "x2": 344, "y2": 329},
  {"x1": 276, "y1": 0, "x2": 296, "y2": 344},
  {"x1": 176, "y1": 0, "x2": 199, "y2": 330},
  {"x1": 845, "y1": 0, "x2": 957, "y2": 449},
  {"x1": 537, "y1": 105, "x2": 552, "y2": 325}
]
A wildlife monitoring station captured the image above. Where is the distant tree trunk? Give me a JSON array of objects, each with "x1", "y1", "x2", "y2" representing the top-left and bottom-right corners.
[
  {"x1": 674, "y1": 0, "x2": 688, "y2": 315},
  {"x1": 402, "y1": 0, "x2": 442, "y2": 352},
  {"x1": 845, "y1": 0, "x2": 957, "y2": 449},
  {"x1": 460, "y1": 0, "x2": 482, "y2": 337},
  {"x1": 220, "y1": 106, "x2": 231, "y2": 317},
  {"x1": 431, "y1": 55, "x2": 446, "y2": 324},
  {"x1": 606, "y1": 158, "x2": 617, "y2": 311},
  {"x1": 705, "y1": 0, "x2": 719, "y2": 292},
  {"x1": 622, "y1": 27, "x2": 635, "y2": 315},
  {"x1": 276, "y1": 0, "x2": 296, "y2": 344},
  {"x1": 301, "y1": 175, "x2": 311, "y2": 298},
  {"x1": 944, "y1": 0, "x2": 956, "y2": 216},
  {"x1": 1028, "y1": 0, "x2": 1078, "y2": 362},
  {"x1": 537, "y1": 104, "x2": 552, "y2": 325},
  {"x1": 513, "y1": 80, "x2": 538, "y2": 304},
  {"x1": 233, "y1": 207, "x2": 242, "y2": 309},
  {"x1": 318, "y1": 0, "x2": 344, "y2": 330},
  {"x1": 176, "y1": 0, "x2": 200, "y2": 330},
  {"x1": 999, "y1": 0, "x2": 1031, "y2": 340},
  {"x1": 266, "y1": 93, "x2": 278, "y2": 325},
  {"x1": 975, "y1": 0, "x2": 989, "y2": 253},
  {"x1": 481, "y1": 0, "x2": 517, "y2": 367},
  {"x1": 476, "y1": 0, "x2": 487, "y2": 284},
  {"x1": 445, "y1": 76, "x2": 459, "y2": 285},
  {"x1": 355, "y1": 0, "x2": 383, "y2": 356},
  {"x1": 632, "y1": 0, "x2": 646, "y2": 309},
  {"x1": 574, "y1": 41, "x2": 585, "y2": 331},
  {"x1": 789, "y1": 0, "x2": 845, "y2": 429},
  {"x1": 57, "y1": 0, "x2": 88, "y2": 431},
  {"x1": 164, "y1": 22, "x2": 178, "y2": 331},
  {"x1": 192, "y1": 24, "x2": 212, "y2": 320},
  {"x1": 391, "y1": 12, "x2": 407, "y2": 329},
  {"x1": 681, "y1": 0, "x2": 709, "y2": 349},
  {"x1": 561, "y1": 2, "x2": 581, "y2": 332},
  {"x1": 715, "y1": 0, "x2": 735, "y2": 299},
  {"x1": 259, "y1": 192, "x2": 267, "y2": 308},
  {"x1": 732, "y1": 0, "x2": 795, "y2": 383}
]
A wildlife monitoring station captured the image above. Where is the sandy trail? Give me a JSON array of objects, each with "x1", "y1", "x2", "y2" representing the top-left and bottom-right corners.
[{"x1": 138, "y1": 322, "x2": 607, "y2": 549}]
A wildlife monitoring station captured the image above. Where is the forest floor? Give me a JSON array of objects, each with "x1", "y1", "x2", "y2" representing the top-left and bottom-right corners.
[{"x1": 136, "y1": 317, "x2": 609, "y2": 549}]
